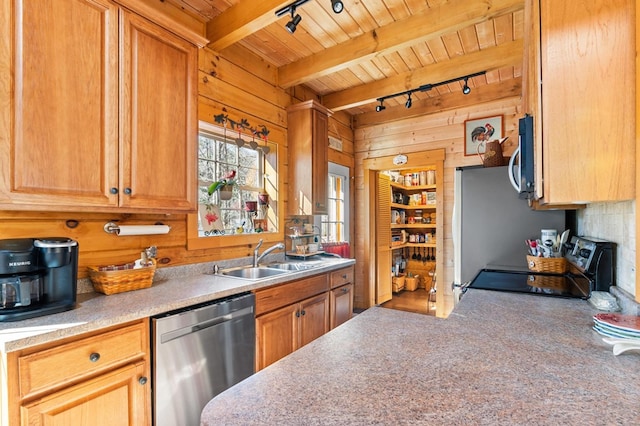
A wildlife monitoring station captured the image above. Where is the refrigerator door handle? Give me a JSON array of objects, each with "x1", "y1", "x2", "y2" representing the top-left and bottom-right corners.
[{"x1": 508, "y1": 145, "x2": 521, "y2": 192}]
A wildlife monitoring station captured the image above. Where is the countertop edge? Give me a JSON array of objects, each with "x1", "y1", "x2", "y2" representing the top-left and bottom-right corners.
[{"x1": 0, "y1": 258, "x2": 356, "y2": 352}]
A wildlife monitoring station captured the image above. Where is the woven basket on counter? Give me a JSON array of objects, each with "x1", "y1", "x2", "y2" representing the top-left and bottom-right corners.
[
  {"x1": 88, "y1": 259, "x2": 156, "y2": 295},
  {"x1": 526, "y1": 255, "x2": 567, "y2": 274}
]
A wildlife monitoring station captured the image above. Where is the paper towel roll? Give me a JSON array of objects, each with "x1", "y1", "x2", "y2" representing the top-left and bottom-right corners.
[{"x1": 116, "y1": 225, "x2": 170, "y2": 236}]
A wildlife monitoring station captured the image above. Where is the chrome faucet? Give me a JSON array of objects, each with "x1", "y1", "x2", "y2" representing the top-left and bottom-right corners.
[{"x1": 253, "y1": 239, "x2": 285, "y2": 267}]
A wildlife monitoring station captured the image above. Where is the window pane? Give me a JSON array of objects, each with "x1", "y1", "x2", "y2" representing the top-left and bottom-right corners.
[{"x1": 197, "y1": 127, "x2": 272, "y2": 236}]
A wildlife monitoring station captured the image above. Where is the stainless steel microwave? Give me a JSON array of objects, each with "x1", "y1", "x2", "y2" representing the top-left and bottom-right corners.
[{"x1": 508, "y1": 114, "x2": 535, "y2": 199}]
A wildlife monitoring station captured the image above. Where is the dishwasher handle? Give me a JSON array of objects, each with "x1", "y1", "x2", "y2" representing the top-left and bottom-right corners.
[{"x1": 160, "y1": 305, "x2": 253, "y2": 344}]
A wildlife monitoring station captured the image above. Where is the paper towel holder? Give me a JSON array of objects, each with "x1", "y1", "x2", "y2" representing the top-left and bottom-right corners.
[{"x1": 103, "y1": 221, "x2": 171, "y2": 235}]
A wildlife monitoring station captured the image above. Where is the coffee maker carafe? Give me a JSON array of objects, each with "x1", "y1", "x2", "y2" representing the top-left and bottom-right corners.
[{"x1": 0, "y1": 237, "x2": 78, "y2": 321}]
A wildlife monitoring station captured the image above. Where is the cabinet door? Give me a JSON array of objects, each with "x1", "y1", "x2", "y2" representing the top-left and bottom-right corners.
[
  {"x1": 120, "y1": 10, "x2": 197, "y2": 211},
  {"x1": 299, "y1": 292, "x2": 329, "y2": 347},
  {"x1": 311, "y1": 108, "x2": 329, "y2": 214},
  {"x1": 287, "y1": 100, "x2": 331, "y2": 216},
  {"x1": 255, "y1": 304, "x2": 298, "y2": 371},
  {"x1": 0, "y1": 0, "x2": 119, "y2": 208},
  {"x1": 330, "y1": 283, "x2": 353, "y2": 329},
  {"x1": 376, "y1": 173, "x2": 392, "y2": 304},
  {"x1": 21, "y1": 362, "x2": 149, "y2": 426},
  {"x1": 536, "y1": 0, "x2": 634, "y2": 203}
]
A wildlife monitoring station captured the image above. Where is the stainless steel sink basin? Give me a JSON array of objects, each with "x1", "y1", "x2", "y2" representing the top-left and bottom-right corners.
[
  {"x1": 268, "y1": 262, "x2": 316, "y2": 271},
  {"x1": 221, "y1": 267, "x2": 289, "y2": 280}
]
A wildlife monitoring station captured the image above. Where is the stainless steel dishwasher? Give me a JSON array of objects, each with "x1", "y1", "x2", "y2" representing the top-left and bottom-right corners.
[{"x1": 151, "y1": 292, "x2": 255, "y2": 426}]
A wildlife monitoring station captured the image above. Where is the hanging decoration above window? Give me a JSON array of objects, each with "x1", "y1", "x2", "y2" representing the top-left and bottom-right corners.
[{"x1": 213, "y1": 113, "x2": 270, "y2": 152}]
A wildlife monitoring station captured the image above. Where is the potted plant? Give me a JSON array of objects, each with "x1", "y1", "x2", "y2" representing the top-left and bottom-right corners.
[{"x1": 207, "y1": 170, "x2": 237, "y2": 201}]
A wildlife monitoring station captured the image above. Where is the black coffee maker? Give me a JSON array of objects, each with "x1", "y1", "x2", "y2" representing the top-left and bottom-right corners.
[{"x1": 0, "y1": 237, "x2": 78, "y2": 321}]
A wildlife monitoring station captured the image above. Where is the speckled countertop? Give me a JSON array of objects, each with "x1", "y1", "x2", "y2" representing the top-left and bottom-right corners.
[
  {"x1": 0, "y1": 257, "x2": 355, "y2": 352},
  {"x1": 201, "y1": 289, "x2": 639, "y2": 426}
]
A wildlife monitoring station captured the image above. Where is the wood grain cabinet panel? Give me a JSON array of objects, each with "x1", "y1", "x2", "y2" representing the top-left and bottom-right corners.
[
  {"x1": 0, "y1": 0, "x2": 119, "y2": 208},
  {"x1": 255, "y1": 291, "x2": 329, "y2": 371},
  {"x1": 525, "y1": 0, "x2": 635, "y2": 204},
  {"x1": 18, "y1": 322, "x2": 147, "y2": 400},
  {"x1": 119, "y1": 10, "x2": 197, "y2": 211},
  {"x1": 287, "y1": 100, "x2": 332, "y2": 216},
  {"x1": 2, "y1": 319, "x2": 150, "y2": 426},
  {"x1": 21, "y1": 362, "x2": 148, "y2": 426},
  {"x1": 330, "y1": 283, "x2": 353, "y2": 329},
  {"x1": 0, "y1": 0, "x2": 197, "y2": 213}
]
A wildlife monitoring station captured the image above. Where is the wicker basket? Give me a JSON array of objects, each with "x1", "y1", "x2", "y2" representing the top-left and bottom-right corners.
[
  {"x1": 526, "y1": 255, "x2": 567, "y2": 274},
  {"x1": 405, "y1": 276, "x2": 418, "y2": 291},
  {"x1": 88, "y1": 259, "x2": 156, "y2": 295}
]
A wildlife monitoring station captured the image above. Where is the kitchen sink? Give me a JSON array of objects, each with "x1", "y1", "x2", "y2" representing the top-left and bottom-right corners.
[
  {"x1": 221, "y1": 267, "x2": 289, "y2": 280},
  {"x1": 267, "y1": 262, "x2": 318, "y2": 271}
]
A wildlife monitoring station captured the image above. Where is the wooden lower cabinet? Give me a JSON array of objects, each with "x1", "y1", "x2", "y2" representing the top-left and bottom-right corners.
[
  {"x1": 21, "y1": 362, "x2": 148, "y2": 426},
  {"x1": 254, "y1": 267, "x2": 355, "y2": 371},
  {"x1": 256, "y1": 292, "x2": 329, "y2": 371},
  {"x1": 330, "y1": 283, "x2": 354, "y2": 329},
  {"x1": 330, "y1": 266, "x2": 354, "y2": 329},
  {"x1": 2, "y1": 319, "x2": 150, "y2": 426}
]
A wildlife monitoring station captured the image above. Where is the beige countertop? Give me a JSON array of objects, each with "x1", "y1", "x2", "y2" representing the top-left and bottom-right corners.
[
  {"x1": 0, "y1": 257, "x2": 355, "y2": 352},
  {"x1": 201, "y1": 289, "x2": 640, "y2": 425}
]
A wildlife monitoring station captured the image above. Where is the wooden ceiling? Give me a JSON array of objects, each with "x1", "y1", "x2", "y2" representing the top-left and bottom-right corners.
[{"x1": 170, "y1": 0, "x2": 524, "y2": 119}]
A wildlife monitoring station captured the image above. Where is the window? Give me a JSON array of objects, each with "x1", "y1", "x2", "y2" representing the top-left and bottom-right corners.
[
  {"x1": 197, "y1": 122, "x2": 273, "y2": 236},
  {"x1": 320, "y1": 163, "x2": 349, "y2": 243}
]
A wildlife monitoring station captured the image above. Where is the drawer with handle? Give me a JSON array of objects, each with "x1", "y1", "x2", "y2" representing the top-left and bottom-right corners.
[
  {"x1": 18, "y1": 320, "x2": 147, "y2": 400},
  {"x1": 330, "y1": 266, "x2": 354, "y2": 289}
]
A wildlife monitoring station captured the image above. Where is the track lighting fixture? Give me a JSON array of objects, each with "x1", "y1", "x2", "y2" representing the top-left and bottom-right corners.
[
  {"x1": 462, "y1": 77, "x2": 471, "y2": 95},
  {"x1": 375, "y1": 71, "x2": 486, "y2": 112},
  {"x1": 276, "y1": 0, "x2": 347, "y2": 33},
  {"x1": 286, "y1": 8, "x2": 302, "y2": 33}
]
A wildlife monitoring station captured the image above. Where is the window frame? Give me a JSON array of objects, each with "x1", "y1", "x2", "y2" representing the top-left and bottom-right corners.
[{"x1": 187, "y1": 120, "x2": 283, "y2": 251}]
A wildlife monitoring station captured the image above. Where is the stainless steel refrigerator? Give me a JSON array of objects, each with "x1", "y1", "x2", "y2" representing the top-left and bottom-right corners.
[{"x1": 453, "y1": 165, "x2": 567, "y2": 285}]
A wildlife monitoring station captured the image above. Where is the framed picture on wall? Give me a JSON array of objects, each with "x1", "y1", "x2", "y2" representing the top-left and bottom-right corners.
[{"x1": 464, "y1": 115, "x2": 503, "y2": 156}]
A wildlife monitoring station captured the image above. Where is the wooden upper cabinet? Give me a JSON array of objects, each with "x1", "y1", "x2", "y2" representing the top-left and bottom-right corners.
[
  {"x1": 524, "y1": 0, "x2": 635, "y2": 205},
  {"x1": 120, "y1": 10, "x2": 197, "y2": 211},
  {"x1": 0, "y1": 0, "x2": 120, "y2": 208},
  {"x1": 287, "y1": 100, "x2": 332, "y2": 216},
  {"x1": 0, "y1": 0, "x2": 198, "y2": 213}
]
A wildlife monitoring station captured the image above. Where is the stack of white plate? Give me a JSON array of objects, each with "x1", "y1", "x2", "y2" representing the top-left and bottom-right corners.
[{"x1": 593, "y1": 313, "x2": 640, "y2": 356}]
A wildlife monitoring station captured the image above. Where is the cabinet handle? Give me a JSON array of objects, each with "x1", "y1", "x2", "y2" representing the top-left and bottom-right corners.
[
  {"x1": 301, "y1": 310, "x2": 306, "y2": 316},
  {"x1": 110, "y1": 187, "x2": 118, "y2": 194},
  {"x1": 89, "y1": 352, "x2": 101, "y2": 363},
  {"x1": 342, "y1": 287, "x2": 349, "y2": 293},
  {"x1": 296, "y1": 311, "x2": 301, "y2": 318},
  {"x1": 342, "y1": 274, "x2": 347, "y2": 279},
  {"x1": 138, "y1": 376, "x2": 148, "y2": 385},
  {"x1": 124, "y1": 187, "x2": 132, "y2": 195}
]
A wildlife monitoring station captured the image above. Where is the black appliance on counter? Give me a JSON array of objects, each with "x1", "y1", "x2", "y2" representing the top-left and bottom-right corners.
[
  {"x1": 467, "y1": 236, "x2": 615, "y2": 299},
  {"x1": 0, "y1": 237, "x2": 78, "y2": 321}
]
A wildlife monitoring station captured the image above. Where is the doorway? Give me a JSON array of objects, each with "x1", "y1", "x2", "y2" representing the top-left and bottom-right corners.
[{"x1": 361, "y1": 149, "x2": 445, "y2": 317}]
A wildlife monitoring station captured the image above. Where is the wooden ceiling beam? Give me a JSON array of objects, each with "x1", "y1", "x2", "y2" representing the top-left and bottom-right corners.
[
  {"x1": 205, "y1": 0, "x2": 291, "y2": 51},
  {"x1": 353, "y1": 77, "x2": 522, "y2": 128},
  {"x1": 278, "y1": 0, "x2": 524, "y2": 88},
  {"x1": 322, "y1": 39, "x2": 524, "y2": 111}
]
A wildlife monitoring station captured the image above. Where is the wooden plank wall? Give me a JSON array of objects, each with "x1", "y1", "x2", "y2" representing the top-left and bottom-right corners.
[
  {"x1": 352, "y1": 96, "x2": 522, "y2": 311},
  {"x1": 0, "y1": 45, "x2": 354, "y2": 281}
]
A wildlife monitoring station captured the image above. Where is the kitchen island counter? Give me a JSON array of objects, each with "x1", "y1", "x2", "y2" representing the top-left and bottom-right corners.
[{"x1": 201, "y1": 289, "x2": 639, "y2": 425}]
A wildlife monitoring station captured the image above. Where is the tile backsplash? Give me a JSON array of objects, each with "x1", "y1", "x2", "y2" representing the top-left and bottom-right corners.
[{"x1": 576, "y1": 200, "x2": 636, "y2": 297}]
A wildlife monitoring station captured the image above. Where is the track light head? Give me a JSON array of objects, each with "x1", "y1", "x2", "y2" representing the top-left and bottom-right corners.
[
  {"x1": 331, "y1": 0, "x2": 344, "y2": 13},
  {"x1": 462, "y1": 77, "x2": 471, "y2": 95},
  {"x1": 405, "y1": 93, "x2": 412, "y2": 109},
  {"x1": 375, "y1": 100, "x2": 386, "y2": 112},
  {"x1": 286, "y1": 7, "x2": 302, "y2": 33}
]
